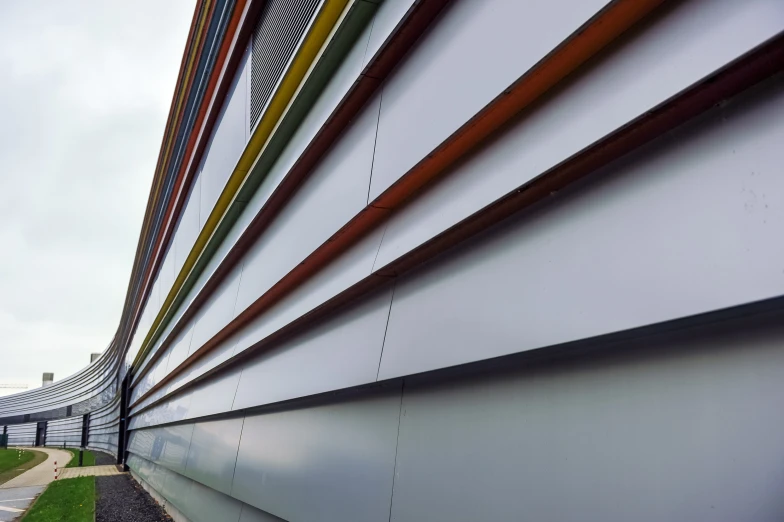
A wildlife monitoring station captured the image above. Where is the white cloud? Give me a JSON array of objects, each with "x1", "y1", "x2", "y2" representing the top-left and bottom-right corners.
[{"x1": 0, "y1": 0, "x2": 196, "y2": 389}]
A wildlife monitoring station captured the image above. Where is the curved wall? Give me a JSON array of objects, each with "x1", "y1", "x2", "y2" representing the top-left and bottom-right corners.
[
  {"x1": 2, "y1": 0, "x2": 784, "y2": 521},
  {"x1": 6, "y1": 423, "x2": 36, "y2": 447}
]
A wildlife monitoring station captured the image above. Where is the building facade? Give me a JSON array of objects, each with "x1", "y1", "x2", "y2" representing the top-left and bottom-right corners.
[{"x1": 2, "y1": 0, "x2": 784, "y2": 520}]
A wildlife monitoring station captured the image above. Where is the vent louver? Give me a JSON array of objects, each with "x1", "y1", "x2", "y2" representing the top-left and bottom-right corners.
[{"x1": 250, "y1": 0, "x2": 321, "y2": 130}]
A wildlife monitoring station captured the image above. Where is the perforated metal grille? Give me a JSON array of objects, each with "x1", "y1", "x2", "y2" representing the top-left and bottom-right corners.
[{"x1": 250, "y1": 0, "x2": 321, "y2": 130}]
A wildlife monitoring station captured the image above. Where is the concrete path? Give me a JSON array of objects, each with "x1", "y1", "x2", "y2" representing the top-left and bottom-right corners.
[
  {"x1": 0, "y1": 448, "x2": 72, "y2": 489},
  {"x1": 60, "y1": 465, "x2": 124, "y2": 479},
  {"x1": 0, "y1": 485, "x2": 45, "y2": 522}
]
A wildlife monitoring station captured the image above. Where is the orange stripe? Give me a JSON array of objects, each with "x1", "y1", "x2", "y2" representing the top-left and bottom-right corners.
[
  {"x1": 128, "y1": 0, "x2": 449, "y2": 386},
  {"x1": 133, "y1": 0, "x2": 667, "y2": 402},
  {"x1": 377, "y1": 0, "x2": 665, "y2": 210},
  {"x1": 139, "y1": 1, "x2": 211, "y2": 249},
  {"x1": 142, "y1": 0, "x2": 248, "y2": 294},
  {"x1": 129, "y1": 0, "x2": 220, "y2": 343},
  {"x1": 120, "y1": 2, "x2": 211, "y2": 353},
  {"x1": 231, "y1": 0, "x2": 668, "y2": 337},
  {"x1": 144, "y1": 0, "x2": 215, "y2": 244},
  {"x1": 139, "y1": 0, "x2": 249, "y2": 326},
  {"x1": 120, "y1": 0, "x2": 203, "y2": 331}
]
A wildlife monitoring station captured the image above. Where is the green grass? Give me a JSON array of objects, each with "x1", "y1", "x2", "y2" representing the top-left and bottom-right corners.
[
  {"x1": 0, "y1": 448, "x2": 48, "y2": 485},
  {"x1": 63, "y1": 448, "x2": 95, "y2": 468},
  {"x1": 22, "y1": 477, "x2": 95, "y2": 522},
  {"x1": 0, "y1": 447, "x2": 35, "y2": 473}
]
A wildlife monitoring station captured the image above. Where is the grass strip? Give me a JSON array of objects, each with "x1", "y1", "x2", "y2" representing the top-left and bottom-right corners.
[
  {"x1": 22, "y1": 476, "x2": 95, "y2": 522},
  {"x1": 0, "y1": 447, "x2": 35, "y2": 473},
  {"x1": 0, "y1": 448, "x2": 47, "y2": 485},
  {"x1": 63, "y1": 448, "x2": 95, "y2": 468}
]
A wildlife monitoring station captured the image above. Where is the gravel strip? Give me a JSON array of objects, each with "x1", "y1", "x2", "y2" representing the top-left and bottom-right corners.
[
  {"x1": 96, "y1": 474, "x2": 171, "y2": 522},
  {"x1": 92, "y1": 450, "x2": 115, "y2": 466}
]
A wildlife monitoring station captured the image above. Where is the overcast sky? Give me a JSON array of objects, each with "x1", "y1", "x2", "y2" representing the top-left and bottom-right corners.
[{"x1": 0, "y1": 1, "x2": 196, "y2": 395}]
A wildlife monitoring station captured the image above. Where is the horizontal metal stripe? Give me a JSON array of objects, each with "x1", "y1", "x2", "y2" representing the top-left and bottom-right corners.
[
  {"x1": 123, "y1": 0, "x2": 233, "y2": 359},
  {"x1": 141, "y1": 33, "x2": 784, "y2": 414},
  {"x1": 124, "y1": 0, "x2": 216, "y2": 327},
  {"x1": 127, "y1": 0, "x2": 445, "y2": 402},
  {"x1": 135, "y1": 1, "x2": 259, "y2": 364},
  {"x1": 129, "y1": 1, "x2": 381, "y2": 394},
  {"x1": 129, "y1": 0, "x2": 668, "y2": 406},
  {"x1": 130, "y1": 0, "x2": 354, "y2": 374}
]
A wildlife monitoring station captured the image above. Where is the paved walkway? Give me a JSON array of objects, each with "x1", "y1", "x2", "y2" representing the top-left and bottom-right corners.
[
  {"x1": 60, "y1": 465, "x2": 124, "y2": 479},
  {"x1": 0, "y1": 485, "x2": 45, "y2": 522},
  {"x1": 0, "y1": 447, "x2": 72, "y2": 489}
]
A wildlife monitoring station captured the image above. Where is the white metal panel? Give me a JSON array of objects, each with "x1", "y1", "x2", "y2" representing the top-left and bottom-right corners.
[
  {"x1": 158, "y1": 245, "x2": 176, "y2": 307},
  {"x1": 130, "y1": 382, "x2": 168, "y2": 419},
  {"x1": 189, "y1": 265, "x2": 244, "y2": 356},
  {"x1": 155, "y1": 265, "x2": 197, "y2": 358},
  {"x1": 144, "y1": 347, "x2": 172, "y2": 401},
  {"x1": 134, "y1": 333, "x2": 167, "y2": 385},
  {"x1": 144, "y1": 207, "x2": 242, "y2": 384},
  {"x1": 132, "y1": 228, "x2": 386, "y2": 414},
  {"x1": 231, "y1": 226, "x2": 385, "y2": 357},
  {"x1": 232, "y1": 286, "x2": 393, "y2": 410},
  {"x1": 158, "y1": 423, "x2": 194, "y2": 475},
  {"x1": 131, "y1": 454, "x2": 246, "y2": 522},
  {"x1": 131, "y1": 357, "x2": 164, "y2": 405},
  {"x1": 374, "y1": 0, "x2": 784, "y2": 269},
  {"x1": 126, "y1": 286, "x2": 158, "y2": 368},
  {"x1": 127, "y1": 454, "x2": 159, "y2": 490},
  {"x1": 160, "y1": 466, "x2": 192, "y2": 517},
  {"x1": 369, "y1": 0, "x2": 611, "y2": 200},
  {"x1": 128, "y1": 293, "x2": 155, "y2": 368},
  {"x1": 199, "y1": 48, "x2": 251, "y2": 228},
  {"x1": 185, "y1": 476, "x2": 243, "y2": 522},
  {"x1": 378, "y1": 76, "x2": 784, "y2": 380},
  {"x1": 149, "y1": 275, "x2": 161, "y2": 320},
  {"x1": 165, "y1": 195, "x2": 258, "y2": 383},
  {"x1": 184, "y1": 417, "x2": 244, "y2": 495},
  {"x1": 167, "y1": 337, "x2": 239, "y2": 398},
  {"x1": 146, "y1": 459, "x2": 169, "y2": 503},
  {"x1": 134, "y1": 280, "x2": 195, "y2": 383},
  {"x1": 128, "y1": 390, "x2": 193, "y2": 431},
  {"x1": 174, "y1": 176, "x2": 201, "y2": 276},
  {"x1": 231, "y1": 387, "x2": 402, "y2": 522},
  {"x1": 186, "y1": 366, "x2": 242, "y2": 420},
  {"x1": 128, "y1": 429, "x2": 155, "y2": 459},
  {"x1": 233, "y1": 94, "x2": 382, "y2": 313},
  {"x1": 390, "y1": 321, "x2": 784, "y2": 522},
  {"x1": 166, "y1": 322, "x2": 196, "y2": 375}
]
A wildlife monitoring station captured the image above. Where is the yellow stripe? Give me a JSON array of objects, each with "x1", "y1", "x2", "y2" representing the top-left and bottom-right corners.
[
  {"x1": 133, "y1": 0, "x2": 352, "y2": 368},
  {"x1": 141, "y1": 1, "x2": 212, "y2": 244},
  {"x1": 130, "y1": 1, "x2": 211, "y2": 349}
]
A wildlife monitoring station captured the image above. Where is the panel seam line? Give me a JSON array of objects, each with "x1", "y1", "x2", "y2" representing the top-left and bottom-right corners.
[
  {"x1": 366, "y1": 90, "x2": 384, "y2": 205},
  {"x1": 228, "y1": 416, "x2": 247, "y2": 497},
  {"x1": 387, "y1": 381, "x2": 405, "y2": 522},
  {"x1": 376, "y1": 280, "x2": 396, "y2": 381}
]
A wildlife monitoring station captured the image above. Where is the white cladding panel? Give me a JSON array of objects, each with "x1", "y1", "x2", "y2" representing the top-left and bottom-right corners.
[{"x1": 378, "y1": 76, "x2": 784, "y2": 379}]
